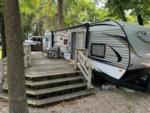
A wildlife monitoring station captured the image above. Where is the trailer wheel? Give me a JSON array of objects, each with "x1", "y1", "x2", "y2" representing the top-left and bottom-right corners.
[{"x1": 92, "y1": 71, "x2": 107, "y2": 89}]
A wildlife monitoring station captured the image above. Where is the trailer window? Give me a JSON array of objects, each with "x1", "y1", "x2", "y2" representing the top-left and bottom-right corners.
[
  {"x1": 91, "y1": 43, "x2": 105, "y2": 58},
  {"x1": 46, "y1": 38, "x2": 48, "y2": 42},
  {"x1": 64, "y1": 39, "x2": 68, "y2": 45}
]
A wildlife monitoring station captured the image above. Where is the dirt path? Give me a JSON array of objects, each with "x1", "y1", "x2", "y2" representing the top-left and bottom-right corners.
[{"x1": 1, "y1": 88, "x2": 150, "y2": 113}]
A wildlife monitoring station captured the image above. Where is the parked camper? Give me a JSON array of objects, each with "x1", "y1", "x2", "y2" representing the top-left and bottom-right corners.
[
  {"x1": 88, "y1": 20, "x2": 150, "y2": 82},
  {"x1": 53, "y1": 20, "x2": 150, "y2": 91},
  {"x1": 53, "y1": 23, "x2": 88, "y2": 59},
  {"x1": 43, "y1": 32, "x2": 53, "y2": 51},
  {"x1": 27, "y1": 36, "x2": 44, "y2": 51}
]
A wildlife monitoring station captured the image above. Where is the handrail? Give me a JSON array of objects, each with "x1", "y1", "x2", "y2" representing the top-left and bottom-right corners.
[
  {"x1": 0, "y1": 57, "x2": 7, "y2": 84},
  {"x1": 75, "y1": 49, "x2": 93, "y2": 89},
  {"x1": 0, "y1": 44, "x2": 31, "y2": 85},
  {"x1": 23, "y1": 44, "x2": 32, "y2": 67}
]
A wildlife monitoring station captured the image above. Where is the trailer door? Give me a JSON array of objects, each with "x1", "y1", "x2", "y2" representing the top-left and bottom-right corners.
[{"x1": 71, "y1": 32, "x2": 76, "y2": 59}]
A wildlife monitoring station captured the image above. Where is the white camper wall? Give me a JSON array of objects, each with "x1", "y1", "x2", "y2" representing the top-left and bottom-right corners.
[
  {"x1": 89, "y1": 25, "x2": 129, "y2": 69},
  {"x1": 43, "y1": 32, "x2": 52, "y2": 50},
  {"x1": 119, "y1": 21, "x2": 150, "y2": 70},
  {"x1": 70, "y1": 27, "x2": 86, "y2": 49},
  {"x1": 54, "y1": 31, "x2": 70, "y2": 53},
  {"x1": 76, "y1": 31, "x2": 85, "y2": 49},
  {"x1": 54, "y1": 27, "x2": 86, "y2": 59}
]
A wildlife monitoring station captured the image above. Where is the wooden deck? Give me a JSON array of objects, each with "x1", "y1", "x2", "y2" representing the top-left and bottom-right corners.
[
  {"x1": 1, "y1": 52, "x2": 94, "y2": 106},
  {"x1": 26, "y1": 52, "x2": 76, "y2": 77}
]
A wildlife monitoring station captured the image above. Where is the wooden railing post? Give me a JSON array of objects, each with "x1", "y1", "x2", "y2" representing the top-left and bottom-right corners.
[
  {"x1": 75, "y1": 49, "x2": 94, "y2": 89},
  {"x1": 0, "y1": 60, "x2": 3, "y2": 84},
  {"x1": 84, "y1": 49, "x2": 89, "y2": 57},
  {"x1": 87, "y1": 64, "x2": 93, "y2": 89},
  {"x1": 74, "y1": 49, "x2": 78, "y2": 70},
  {"x1": 0, "y1": 57, "x2": 7, "y2": 85},
  {"x1": 0, "y1": 44, "x2": 32, "y2": 86},
  {"x1": 23, "y1": 43, "x2": 31, "y2": 67}
]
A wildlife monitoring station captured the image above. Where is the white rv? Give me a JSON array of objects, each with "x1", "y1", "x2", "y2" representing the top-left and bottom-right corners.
[
  {"x1": 43, "y1": 32, "x2": 53, "y2": 51},
  {"x1": 53, "y1": 24, "x2": 88, "y2": 59},
  {"x1": 88, "y1": 20, "x2": 150, "y2": 82},
  {"x1": 53, "y1": 20, "x2": 150, "y2": 91}
]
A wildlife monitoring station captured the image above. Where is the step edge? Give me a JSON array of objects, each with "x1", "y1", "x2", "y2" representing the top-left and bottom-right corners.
[
  {"x1": 27, "y1": 82, "x2": 87, "y2": 95},
  {"x1": 36, "y1": 90, "x2": 94, "y2": 106},
  {"x1": 26, "y1": 76, "x2": 85, "y2": 86},
  {"x1": 26, "y1": 70, "x2": 81, "y2": 78}
]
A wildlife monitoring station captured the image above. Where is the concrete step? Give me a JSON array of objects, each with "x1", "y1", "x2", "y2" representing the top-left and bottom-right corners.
[{"x1": 26, "y1": 76, "x2": 85, "y2": 86}]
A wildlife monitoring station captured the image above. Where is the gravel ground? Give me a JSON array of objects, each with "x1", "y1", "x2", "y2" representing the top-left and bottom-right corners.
[{"x1": 1, "y1": 88, "x2": 150, "y2": 113}]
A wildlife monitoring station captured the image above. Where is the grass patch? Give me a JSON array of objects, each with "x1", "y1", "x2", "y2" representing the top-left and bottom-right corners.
[{"x1": 0, "y1": 48, "x2": 2, "y2": 60}]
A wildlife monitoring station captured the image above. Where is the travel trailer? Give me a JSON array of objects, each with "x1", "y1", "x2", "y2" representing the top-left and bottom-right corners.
[
  {"x1": 53, "y1": 23, "x2": 88, "y2": 59},
  {"x1": 52, "y1": 20, "x2": 150, "y2": 91},
  {"x1": 87, "y1": 20, "x2": 150, "y2": 91},
  {"x1": 43, "y1": 32, "x2": 53, "y2": 51},
  {"x1": 26, "y1": 36, "x2": 44, "y2": 51}
]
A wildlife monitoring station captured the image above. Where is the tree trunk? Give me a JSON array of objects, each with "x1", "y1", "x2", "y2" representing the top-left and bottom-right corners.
[
  {"x1": 4, "y1": 0, "x2": 29, "y2": 113},
  {"x1": 137, "y1": 14, "x2": 144, "y2": 25},
  {"x1": 118, "y1": 4, "x2": 127, "y2": 22},
  {"x1": 115, "y1": 0, "x2": 127, "y2": 22},
  {"x1": 0, "y1": 13, "x2": 7, "y2": 58},
  {"x1": 58, "y1": 0, "x2": 64, "y2": 28}
]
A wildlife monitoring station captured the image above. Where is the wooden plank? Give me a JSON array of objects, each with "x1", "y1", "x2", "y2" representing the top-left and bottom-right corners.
[
  {"x1": 29, "y1": 64, "x2": 73, "y2": 68},
  {"x1": 0, "y1": 90, "x2": 94, "y2": 106},
  {"x1": 28, "y1": 66, "x2": 74, "y2": 72},
  {"x1": 32, "y1": 63, "x2": 72, "y2": 68},
  {"x1": 26, "y1": 70, "x2": 80, "y2": 78},
  {"x1": 77, "y1": 63, "x2": 88, "y2": 80},
  {"x1": 26, "y1": 76, "x2": 84, "y2": 86},
  {"x1": 0, "y1": 60, "x2": 3, "y2": 84},
  {"x1": 3, "y1": 82, "x2": 87, "y2": 95},
  {"x1": 26, "y1": 82, "x2": 87, "y2": 95},
  {"x1": 28, "y1": 64, "x2": 74, "y2": 71},
  {"x1": 36, "y1": 90, "x2": 94, "y2": 106},
  {"x1": 31, "y1": 59, "x2": 67, "y2": 65},
  {"x1": 0, "y1": 92, "x2": 37, "y2": 105}
]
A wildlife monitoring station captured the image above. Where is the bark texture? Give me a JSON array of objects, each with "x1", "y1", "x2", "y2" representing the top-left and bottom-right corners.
[
  {"x1": 116, "y1": 0, "x2": 127, "y2": 22},
  {"x1": 58, "y1": 0, "x2": 64, "y2": 28},
  {"x1": 137, "y1": 14, "x2": 144, "y2": 26},
  {"x1": 118, "y1": 5, "x2": 127, "y2": 22},
  {"x1": 4, "y1": 0, "x2": 29, "y2": 113}
]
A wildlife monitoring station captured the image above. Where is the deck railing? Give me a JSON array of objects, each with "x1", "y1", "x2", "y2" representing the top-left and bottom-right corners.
[
  {"x1": 75, "y1": 49, "x2": 93, "y2": 89},
  {"x1": 0, "y1": 44, "x2": 31, "y2": 85},
  {"x1": 23, "y1": 43, "x2": 32, "y2": 67},
  {"x1": 0, "y1": 57, "x2": 7, "y2": 84}
]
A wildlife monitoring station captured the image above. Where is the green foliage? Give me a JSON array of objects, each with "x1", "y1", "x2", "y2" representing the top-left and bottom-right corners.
[
  {"x1": 64, "y1": 0, "x2": 108, "y2": 27},
  {"x1": 20, "y1": 0, "x2": 38, "y2": 37},
  {"x1": 0, "y1": 0, "x2": 4, "y2": 14},
  {"x1": 19, "y1": 0, "x2": 109, "y2": 34},
  {"x1": 19, "y1": 0, "x2": 150, "y2": 36},
  {"x1": 105, "y1": 0, "x2": 150, "y2": 24}
]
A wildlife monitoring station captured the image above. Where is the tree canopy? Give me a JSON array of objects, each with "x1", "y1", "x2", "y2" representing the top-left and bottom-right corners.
[{"x1": 18, "y1": 0, "x2": 150, "y2": 37}]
